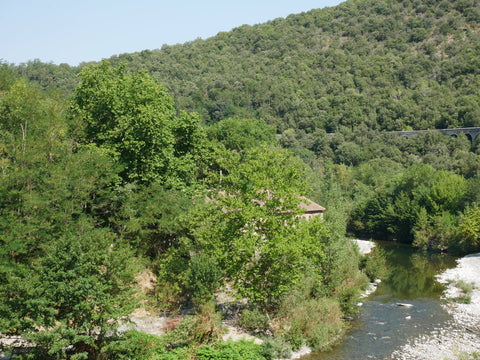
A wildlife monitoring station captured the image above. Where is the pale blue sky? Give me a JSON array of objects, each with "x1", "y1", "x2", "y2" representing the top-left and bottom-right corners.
[{"x1": 1, "y1": 0, "x2": 345, "y2": 66}]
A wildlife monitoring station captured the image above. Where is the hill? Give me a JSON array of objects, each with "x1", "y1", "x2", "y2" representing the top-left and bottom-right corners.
[
  {"x1": 2, "y1": 2, "x2": 480, "y2": 356},
  {"x1": 11, "y1": 0, "x2": 480, "y2": 137},
  {"x1": 4, "y1": 0, "x2": 480, "y2": 248}
]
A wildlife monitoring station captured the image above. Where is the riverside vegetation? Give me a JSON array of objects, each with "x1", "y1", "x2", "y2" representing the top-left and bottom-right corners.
[
  {"x1": 0, "y1": 61, "x2": 372, "y2": 359},
  {"x1": 1, "y1": 0, "x2": 480, "y2": 358}
]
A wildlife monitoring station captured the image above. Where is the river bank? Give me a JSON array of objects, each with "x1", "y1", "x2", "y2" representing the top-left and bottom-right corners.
[
  {"x1": 391, "y1": 253, "x2": 480, "y2": 359},
  {"x1": 352, "y1": 239, "x2": 376, "y2": 255},
  {"x1": 1, "y1": 240, "x2": 376, "y2": 360}
]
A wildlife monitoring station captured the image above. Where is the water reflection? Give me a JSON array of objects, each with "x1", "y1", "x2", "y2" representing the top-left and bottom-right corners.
[
  {"x1": 305, "y1": 241, "x2": 457, "y2": 360},
  {"x1": 375, "y1": 242, "x2": 457, "y2": 300}
]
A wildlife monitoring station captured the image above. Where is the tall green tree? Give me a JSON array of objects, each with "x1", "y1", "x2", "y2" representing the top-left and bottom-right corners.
[
  {"x1": 176, "y1": 145, "x2": 337, "y2": 307},
  {"x1": 0, "y1": 220, "x2": 137, "y2": 359},
  {"x1": 206, "y1": 116, "x2": 276, "y2": 151},
  {"x1": 70, "y1": 61, "x2": 208, "y2": 187}
]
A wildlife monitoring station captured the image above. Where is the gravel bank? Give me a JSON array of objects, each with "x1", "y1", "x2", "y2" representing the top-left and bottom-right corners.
[{"x1": 391, "y1": 253, "x2": 480, "y2": 359}]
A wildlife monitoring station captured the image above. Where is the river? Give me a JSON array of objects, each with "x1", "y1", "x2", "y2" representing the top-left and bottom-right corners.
[{"x1": 303, "y1": 241, "x2": 457, "y2": 360}]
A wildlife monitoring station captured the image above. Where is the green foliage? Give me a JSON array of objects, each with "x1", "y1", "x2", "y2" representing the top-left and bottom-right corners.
[
  {"x1": 118, "y1": 183, "x2": 194, "y2": 257},
  {"x1": 183, "y1": 145, "x2": 318, "y2": 308},
  {"x1": 237, "y1": 308, "x2": 270, "y2": 333},
  {"x1": 70, "y1": 61, "x2": 209, "y2": 187},
  {"x1": 0, "y1": 143, "x2": 122, "y2": 265},
  {"x1": 273, "y1": 241, "x2": 366, "y2": 351},
  {"x1": 360, "y1": 247, "x2": 389, "y2": 281},
  {"x1": 101, "y1": 330, "x2": 166, "y2": 360},
  {"x1": 456, "y1": 280, "x2": 475, "y2": 304},
  {"x1": 0, "y1": 220, "x2": 138, "y2": 359},
  {"x1": 154, "y1": 245, "x2": 191, "y2": 312},
  {"x1": 164, "y1": 302, "x2": 222, "y2": 347},
  {"x1": 351, "y1": 163, "x2": 469, "y2": 247},
  {"x1": 278, "y1": 295, "x2": 344, "y2": 352},
  {"x1": 457, "y1": 205, "x2": 480, "y2": 252},
  {"x1": 207, "y1": 116, "x2": 276, "y2": 151},
  {"x1": 446, "y1": 280, "x2": 476, "y2": 305},
  {"x1": 413, "y1": 210, "x2": 458, "y2": 251},
  {"x1": 0, "y1": 62, "x2": 18, "y2": 91},
  {"x1": 196, "y1": 340, "x2": 266, "y2": 360},
  {"x1": 187, "y1": 253, "x2": 222, "y2": 305},
  {"x1": 102, "y1": 330, "x2": 267, "y2": 360},
  {"x1": 13, "y1": 59, "x2": 79, "y2": 93},
  {"x1": 259, "y1": 336, "x2": 292, "y2": 360}
]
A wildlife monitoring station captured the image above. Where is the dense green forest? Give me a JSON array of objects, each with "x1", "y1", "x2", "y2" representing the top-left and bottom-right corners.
[
  {"x1": 1, "y1": 0, "x2": 480, "y2": 358},
  {"x1": 10, "y1": 0, "x2": 480, "y2": 134}
]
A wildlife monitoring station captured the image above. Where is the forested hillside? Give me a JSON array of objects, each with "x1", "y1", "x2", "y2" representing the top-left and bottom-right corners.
[
  {"x1": 1, "y1": 0, "x2": 480, "y2": 358},
  {"x1": 11, "y1": 0, "x2": 480, "y2": 136}
]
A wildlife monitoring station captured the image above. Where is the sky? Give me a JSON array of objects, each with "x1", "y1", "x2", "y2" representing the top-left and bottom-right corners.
[{"x1": 1, "y1": 0, "x2": 345, "y2": 66}]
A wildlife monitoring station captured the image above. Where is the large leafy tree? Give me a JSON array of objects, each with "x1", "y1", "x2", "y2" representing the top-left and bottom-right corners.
[
  {"x1": 70, "y1": 61, "x2": 208, "y2": 187},
  {"x1": 0, "y1": 73, "x2": 139, "y2": 359},
  {"x1": 173, "y1": 145, "x2": 335, "y2": 308},
  {"x1": 0, "y1": 76, "x2": 73, "y2": 265},
  {"x1": 206, "y1": 116, "x2": 276, "y2": 151},
  {"x1": 0, "y1": 221, "x2": 137, "y2": 359}
]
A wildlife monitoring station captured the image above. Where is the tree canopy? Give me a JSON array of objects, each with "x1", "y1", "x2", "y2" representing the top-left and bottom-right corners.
[
  {"x1": 1, "y1": 0, "x2": 480, "y2": 357},
  {"x1": 70, "y1": 61, "x2": 209, "y2": 187}
]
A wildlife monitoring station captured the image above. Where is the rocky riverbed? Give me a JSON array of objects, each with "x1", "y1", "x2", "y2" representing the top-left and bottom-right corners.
[{"x1": 391, "y1": 253, "x2": 480, "y2": 359}]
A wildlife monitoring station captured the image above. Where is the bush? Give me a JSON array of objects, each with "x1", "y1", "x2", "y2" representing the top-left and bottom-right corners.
[
  {"x1": 196, "y1": 340, "x2": 266, "y2": 360},
  {"x1": 187, "y1": 253, "x2": 222, "y2": 306},
  {"x1": 165, "y1": 302, "x2": 222, "y2": 347},
  {"x1": 155, "y1": 248, "x2": 190, "y2": 312},
  {"x1": 458, "y1": 205, "x2": 480, "y2": 253},
  {"x1": 283, "y1": 326, "x2": 304, "y2": 351},
  {"x1": 101, "y1": 330, "x2": 166, "y2": 360},
  {"x1": 360, "y1": 247, "x2": 388, "y2": 281},
  {"x1": 259, "y1": 336, "x2": 292, "y2": 360},
  {"x1": 194, "y1": 301, "x2": 223, "y2": 343},
  {"x1": 155, "y1": 281, "x2": 184, "y2": 313},
  {"x1": 455, "y1": 280, "x2": 475, "y2": 304},
  {"x1": 238, "y1": 308, "x2": 270, "y2": 333},
  {"x1": 278, "y1": 296, "x2": 344, "y2": 352}
]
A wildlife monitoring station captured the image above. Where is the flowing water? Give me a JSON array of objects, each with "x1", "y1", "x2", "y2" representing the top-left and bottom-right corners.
[{"x1": 304, "y1": 241, "x2": 457, "y2": 360}]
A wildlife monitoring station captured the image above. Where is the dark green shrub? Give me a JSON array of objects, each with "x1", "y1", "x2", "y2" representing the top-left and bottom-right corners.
[
  {"x1": 155, "y1": 248, "x2": 190, "y2": 312},
  {"x1": 188, "y1": 253, "x2": 222, "y2": 305},
  {"x1": 196, "y1": 340, "x2": 266, "y2": 360},
  {"x1": 101, "y1": 330, "x2": 166, "y2": 360},
  {"x1": 360, "y1": 247, "x2": 388, "y2": 281},
  {"x1": 238, "y1": 308, "x2": 270, "y2": 332},
  {"x1": 259, "y1": 336, "x2": 292, "y2": 360}
]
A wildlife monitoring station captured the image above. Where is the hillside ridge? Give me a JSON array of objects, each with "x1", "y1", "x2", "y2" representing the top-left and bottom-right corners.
[{"x1": 8, "y1": 0, "x2": 480, "y2": 136}]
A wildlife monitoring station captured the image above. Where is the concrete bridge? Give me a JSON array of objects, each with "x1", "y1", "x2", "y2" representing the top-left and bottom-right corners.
[{"x1": 395, "y1": 127, "x2": 480, "y2": 143}]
